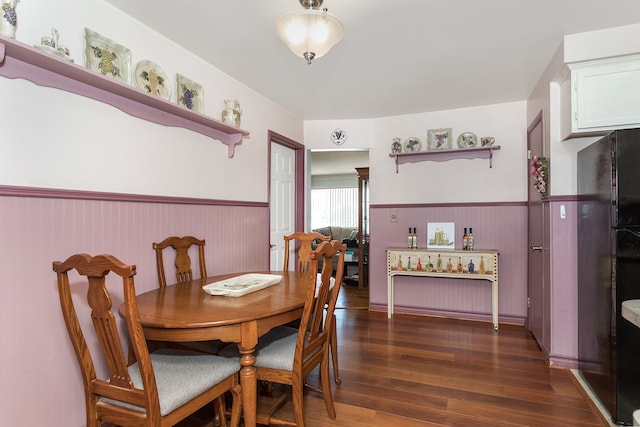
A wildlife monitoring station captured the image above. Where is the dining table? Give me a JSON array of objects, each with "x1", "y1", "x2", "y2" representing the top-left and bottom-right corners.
[{"x1": 123, "y1": 270, "x2": 311, "y2": 427}]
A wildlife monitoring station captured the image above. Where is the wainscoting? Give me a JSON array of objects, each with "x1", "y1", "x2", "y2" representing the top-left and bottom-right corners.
[{"x1": 0, "y1": 187, "x2": 269, "y2": 426}]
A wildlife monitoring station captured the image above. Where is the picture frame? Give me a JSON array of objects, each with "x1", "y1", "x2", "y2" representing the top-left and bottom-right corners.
[
  {"x1": 427, "y1": 222, "x2": 455, "y2": 249},
  {"x1": 427, "y1": 128, "x2": 453, "y2": 151}
]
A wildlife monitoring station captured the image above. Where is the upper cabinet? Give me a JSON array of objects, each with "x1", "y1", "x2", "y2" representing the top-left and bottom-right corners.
[
  {"x1": 561, "y1": 54, "x2": 640, "y2": 140},
  {"x1": 0, "y1": 35, "x2": 249, "y2": 157}
]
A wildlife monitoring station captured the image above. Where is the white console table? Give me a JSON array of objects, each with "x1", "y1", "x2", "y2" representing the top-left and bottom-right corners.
[{"x1": 386, "y1": 248, "x2": 500, "y2": 330}]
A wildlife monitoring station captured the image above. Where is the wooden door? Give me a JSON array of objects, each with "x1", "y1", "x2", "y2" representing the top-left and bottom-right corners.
[{"x1": 527, "y1": 111, "x2": 546, "y2": 346}]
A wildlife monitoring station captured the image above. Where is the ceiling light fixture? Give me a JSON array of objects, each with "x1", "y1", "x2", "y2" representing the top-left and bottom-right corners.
[{"x1": 275, "y1": 0, "x2": 344, "y2": 65}]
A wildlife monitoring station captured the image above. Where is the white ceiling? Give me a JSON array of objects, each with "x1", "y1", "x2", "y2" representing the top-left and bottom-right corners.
[{"x1": 104, "y1": 0, "x2": 640, "y2": 121}]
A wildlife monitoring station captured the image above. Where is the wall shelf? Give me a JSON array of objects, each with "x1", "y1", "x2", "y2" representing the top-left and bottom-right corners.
[
  {"x1": 0, "y1": 35, "x2": 249, "y2": 158},
  {"x1": 389, "y1": 145, "x2": 501, "y2": 173}
]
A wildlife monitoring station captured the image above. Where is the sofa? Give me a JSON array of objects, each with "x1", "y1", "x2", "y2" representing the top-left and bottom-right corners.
[{"x1": 312, "y1": 226, "x2": 359, "y2": 272}]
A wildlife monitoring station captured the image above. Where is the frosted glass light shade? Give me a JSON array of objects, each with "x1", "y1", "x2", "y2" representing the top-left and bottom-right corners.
[{"x1": 275, "y1": 9, "x2": 344, "y2": 64}]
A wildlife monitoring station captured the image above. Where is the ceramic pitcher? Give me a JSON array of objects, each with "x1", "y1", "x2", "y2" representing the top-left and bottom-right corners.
[
  {"x1": 0, "y1": 0, "x2": 18, "y2": 38},
  {"x1": 222, "y1": 98, "x2": 242, "y2": 127}
]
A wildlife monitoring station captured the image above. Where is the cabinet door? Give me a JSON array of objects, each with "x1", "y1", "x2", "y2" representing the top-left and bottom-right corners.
[{"x1": 571, "y1": 55, "x2": 640, "y2": 133}]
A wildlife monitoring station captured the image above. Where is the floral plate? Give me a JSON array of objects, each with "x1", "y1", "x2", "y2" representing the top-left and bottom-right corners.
[
  {"x1": 134, "y1": 60, "x2": 171, "y2": 100},
  {"x1": 457, "y1": 131, "x2": 478, "y2": 148},
  {"x1": 84, "y1": 28, "x2": 131, "y2": 84},
  {"x1": 176, "y1": 73, "x2": 203, "y2": 113},
  {"x1": 404, "y1": 137, "x2": 422, "y2": 152}
]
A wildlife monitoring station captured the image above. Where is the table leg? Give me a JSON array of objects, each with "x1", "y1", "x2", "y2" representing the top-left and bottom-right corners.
[{"x1": 239, "y1": 322, "x2": 258, "y2": 427}]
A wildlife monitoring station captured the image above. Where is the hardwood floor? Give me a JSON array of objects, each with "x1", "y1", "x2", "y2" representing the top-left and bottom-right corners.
[{"x1": 178, "y1": 284, "x2": 607, "y2": 427}]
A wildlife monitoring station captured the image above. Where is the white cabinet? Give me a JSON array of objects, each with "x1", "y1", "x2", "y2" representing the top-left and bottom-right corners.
[{"x1": 561, "y1": 54, "x2": 640, "y2": 140}]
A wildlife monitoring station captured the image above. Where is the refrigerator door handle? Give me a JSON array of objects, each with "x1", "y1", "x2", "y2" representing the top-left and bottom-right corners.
[{"x1": 531, "y1": 245, "x2": 543, "y2": 252}]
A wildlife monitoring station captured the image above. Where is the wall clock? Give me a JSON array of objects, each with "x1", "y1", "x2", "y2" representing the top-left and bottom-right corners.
[{"x1": 330, "y1": 128, "x2": 347, "y2": 146}]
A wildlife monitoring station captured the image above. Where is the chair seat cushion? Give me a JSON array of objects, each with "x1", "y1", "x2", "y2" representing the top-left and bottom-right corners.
[
  {"x1": 101, "y1": 352, "x2": 240, "y2": 416},
  {"x1": 219, "y1": 326, "x2": 298, "y2": 371}
]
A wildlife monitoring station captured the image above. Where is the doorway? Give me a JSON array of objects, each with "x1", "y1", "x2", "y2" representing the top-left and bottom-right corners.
[{"x1": 309, "y1": 149, "x2": 369, "y2": 308}]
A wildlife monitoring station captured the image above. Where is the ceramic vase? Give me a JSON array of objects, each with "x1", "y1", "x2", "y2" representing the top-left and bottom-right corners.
[
  {"x1": 0, "y1": 0, "x2": 18, "y2": 38},
  {"x1": 222, "y1": 98, "x2": 242, "y2": 127}
]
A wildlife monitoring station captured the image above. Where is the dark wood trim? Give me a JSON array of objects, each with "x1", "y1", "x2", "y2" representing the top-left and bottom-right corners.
[{"x1": 0, "y1": 185, "x2": 267, "y2": 207}]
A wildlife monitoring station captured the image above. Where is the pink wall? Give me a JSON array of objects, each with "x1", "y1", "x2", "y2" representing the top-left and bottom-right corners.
[
  {"x1": 0, "y1": 189, "x2": 269, "y2": 426},
  {"x1": 368, "y1": 202, "x2": 529, "y2": 323}
]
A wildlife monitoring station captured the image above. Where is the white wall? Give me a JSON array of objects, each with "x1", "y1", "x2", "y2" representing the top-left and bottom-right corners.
[
  {"x1": 305, "y1": 102, "x2": 528, "y2": 204},
  {"x1": 2, "y1": 0, "x2": 302, "y2": 201}
]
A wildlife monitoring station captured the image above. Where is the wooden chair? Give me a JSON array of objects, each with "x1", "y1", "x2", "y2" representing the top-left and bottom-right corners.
[
  {"x1": 284, "y1": 231, "x2": 342, "y2": 385},
  {"x1": 221, "y1": 240, "x2": 346, "y2": 426},
  {"x1": 152, "y1": 235, "x2": 225, "y2": 355},
  {"x1": 53, "y1": 253, "x2": 242, "y2": 427},
  {"x1": 152, "y1": 235, "x2": 207, "y2": 287},
  {"x1": 283, "y1": 231, "x2": 330, "y2": 273}
]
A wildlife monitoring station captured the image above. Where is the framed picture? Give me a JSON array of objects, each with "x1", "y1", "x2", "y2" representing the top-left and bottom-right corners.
[
  {"x1": 427, "y1": 222, "x2": 455, "y2": 249},
  {"x1": 427, "y1": 128, "x2": 452, "y2": 151}
]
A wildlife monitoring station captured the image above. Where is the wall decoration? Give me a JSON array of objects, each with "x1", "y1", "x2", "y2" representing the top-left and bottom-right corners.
[
  {"x1": 330, "y1": 128, "x2": 347, "y2": 145},
  {"x1": 176, "y1": 73, "x2": 204, "y2": 113},
  {"x1": 427, "y1": 222, "x2": 455, "y2": 249},
  {"x1": 84, "y1": 28, "x2": 131, "y2": 84},
  {"x1": 427, "y1": 128, "x2": 452, "y2": 150},
  {"x1": 530, "y1": 155, "x2": 549, "y2": 196}
]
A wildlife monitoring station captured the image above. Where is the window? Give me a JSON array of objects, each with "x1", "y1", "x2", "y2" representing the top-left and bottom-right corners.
[{"x1": 310, "y1": 187, "x2": 358, "y2": 230}]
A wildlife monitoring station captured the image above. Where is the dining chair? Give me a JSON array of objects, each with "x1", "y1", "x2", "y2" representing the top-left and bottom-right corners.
[
  {"x1": 152, "y1": 235, "x2": 207, "y2": 287},
  {"x1": 283, "y1": 231, "x2": 342, "y2": 385},
  {"x1": 53, "y1": 253, "x2": 242, "y2": 427},
  {"x1": 153, "y1": 235, "x2": 225, "y2": 355},
  {"x1": 221, "y1": 240, "x2": 346, "y2": 427}
]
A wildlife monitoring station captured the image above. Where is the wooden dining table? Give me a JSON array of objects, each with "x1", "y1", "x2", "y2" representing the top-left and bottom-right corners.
[{"x1": 124, "y1": 270, "x2": 311, "y2": 427}]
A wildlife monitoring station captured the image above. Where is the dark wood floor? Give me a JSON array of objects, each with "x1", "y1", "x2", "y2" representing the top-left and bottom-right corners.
[{"x1": 179, "y1": 284, "x2": 608, "y2": 427}]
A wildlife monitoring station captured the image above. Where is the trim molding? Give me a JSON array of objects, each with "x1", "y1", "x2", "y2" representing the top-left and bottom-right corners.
[
  {"x1": 372, "y1": 201, "x2": 527, "y2": 209},
  {"x1": 0, "y1": 185, "x2": 268, "y2": 207},
  {"x1": 369, "y1": 303, "x2": 526, "y2": 326}
]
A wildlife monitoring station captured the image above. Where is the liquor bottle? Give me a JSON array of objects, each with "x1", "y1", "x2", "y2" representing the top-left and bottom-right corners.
[
  {"x1": 468, "y1": 228, "x2": 474, "y2": 251},
  {"x1": 457, "y1": 256, "x2": 463, "y2": 273},
  {"x1": 417, "y1": 257, "x2": 423, "y2": 271},
  {"x1": 397, "y1": 255, "x2": 403, "y2": 270},
  {"x1": 407, "y1": 256, "x2": 412, "y2": 271},
  {"x1": 408, "y1": 227, "x2": 413, "y2": 248},
  {"x1": 436, "y1": 254, "x2": 443, "y2": 272},
  {"x1": 426, "y1": 256, "x2": 433, "y2": 272},
  {"x1": 446, "y1": 258, "x2": 453, "y2": 273},
  {"x1": 412, "y1": 227, "x2": 417, "y2": 249},
  {"x1": 479, "y1": 256, "x2": 485, "y2": 275},
  {"x1": 462, "y1": 227, "x2": 468, "y2": 250}
]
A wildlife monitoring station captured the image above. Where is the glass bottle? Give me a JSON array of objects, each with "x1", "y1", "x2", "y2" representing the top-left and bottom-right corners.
[
  {"x1": 407, "y1": 256, "x2": 412, "y2": 271},
  {"x1": 426, "y1": 256, "x2": 433, "y2": 272},
  {"x1": 397, "y1": 255, "x2": 403, "y2": 270},
  {"x1": 479, "y1": 256, "x2": 486, "y2": 275},
  {"x1": 417, "y1": 257, "x2": 423, "y2": 271},
  {"x1": 446, "y1": 257, "x2": 453, "y2": 273},
  {"x1": 462, "y1": 227, "x2": 468, "y2": 251},
  {"x1": 468, "y1": 228, "x2": 474, "y2": 251},
  {"x1": 457, "y1": 256, "x2": 463, "y2": 273},
  {"x1": 412, "y1": 227, "x2": 417, "y2": 249},
  {"x1": 436, "y1": 254, "x2": 443, "y2": 272},
  {"x1": 408, "y1": 227, "x2": 413, "y2": 248}
]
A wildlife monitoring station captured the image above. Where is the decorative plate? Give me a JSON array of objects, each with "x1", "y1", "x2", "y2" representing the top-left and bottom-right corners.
[
  {"x1": 176, "y1": 73, "x2": 204, "y2": 113},
  {"x1": 134, "y1": 60, "x2": 171, "y2": 100},
  {"x1": 457, "y1": 131, "x2": 478, "y2": 148},
  {"x1": 427, "y1": 128, "x2": 452, "y2": 150},
  {"x1": 404, "y1": 137, "x2": 422, "y2": 152},
  {"x1": 481, "y1": 136, "x2": 495, "y2": 147},
  {"x1": 391, "y1": 137, "x2": 402, "y2": 153},
  {"x1": 35, "y1": 44, "x2": 74, "y2": 62},
  {"x1": 330, "y1": 128, "x2": 347, "y2": 145},
  {"x1": 84, "y1": 28, "x2": 131, "y2": 84}
]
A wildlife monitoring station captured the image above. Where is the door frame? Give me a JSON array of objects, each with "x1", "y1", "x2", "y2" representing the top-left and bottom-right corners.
[
  {"x1": 268, "y1": 130, "x2": 305, "y2": 267},
  {"x1": 526, "y1": 110, "x2": 547, "y2": 340}
]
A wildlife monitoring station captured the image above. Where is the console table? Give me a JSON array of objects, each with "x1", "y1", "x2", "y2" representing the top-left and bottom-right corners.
[{"x1": 386, "y1": 248, "x2": 500, "y2": 330}]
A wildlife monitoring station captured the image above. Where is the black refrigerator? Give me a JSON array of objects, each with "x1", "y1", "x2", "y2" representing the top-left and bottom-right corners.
[{"x1": 578, "y1": 128, "x2": 640, "y2": 425}]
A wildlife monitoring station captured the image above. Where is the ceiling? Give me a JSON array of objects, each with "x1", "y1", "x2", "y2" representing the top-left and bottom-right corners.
[{"x1": 104, "y1": 1, "x2": 640, "y2": 121}]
